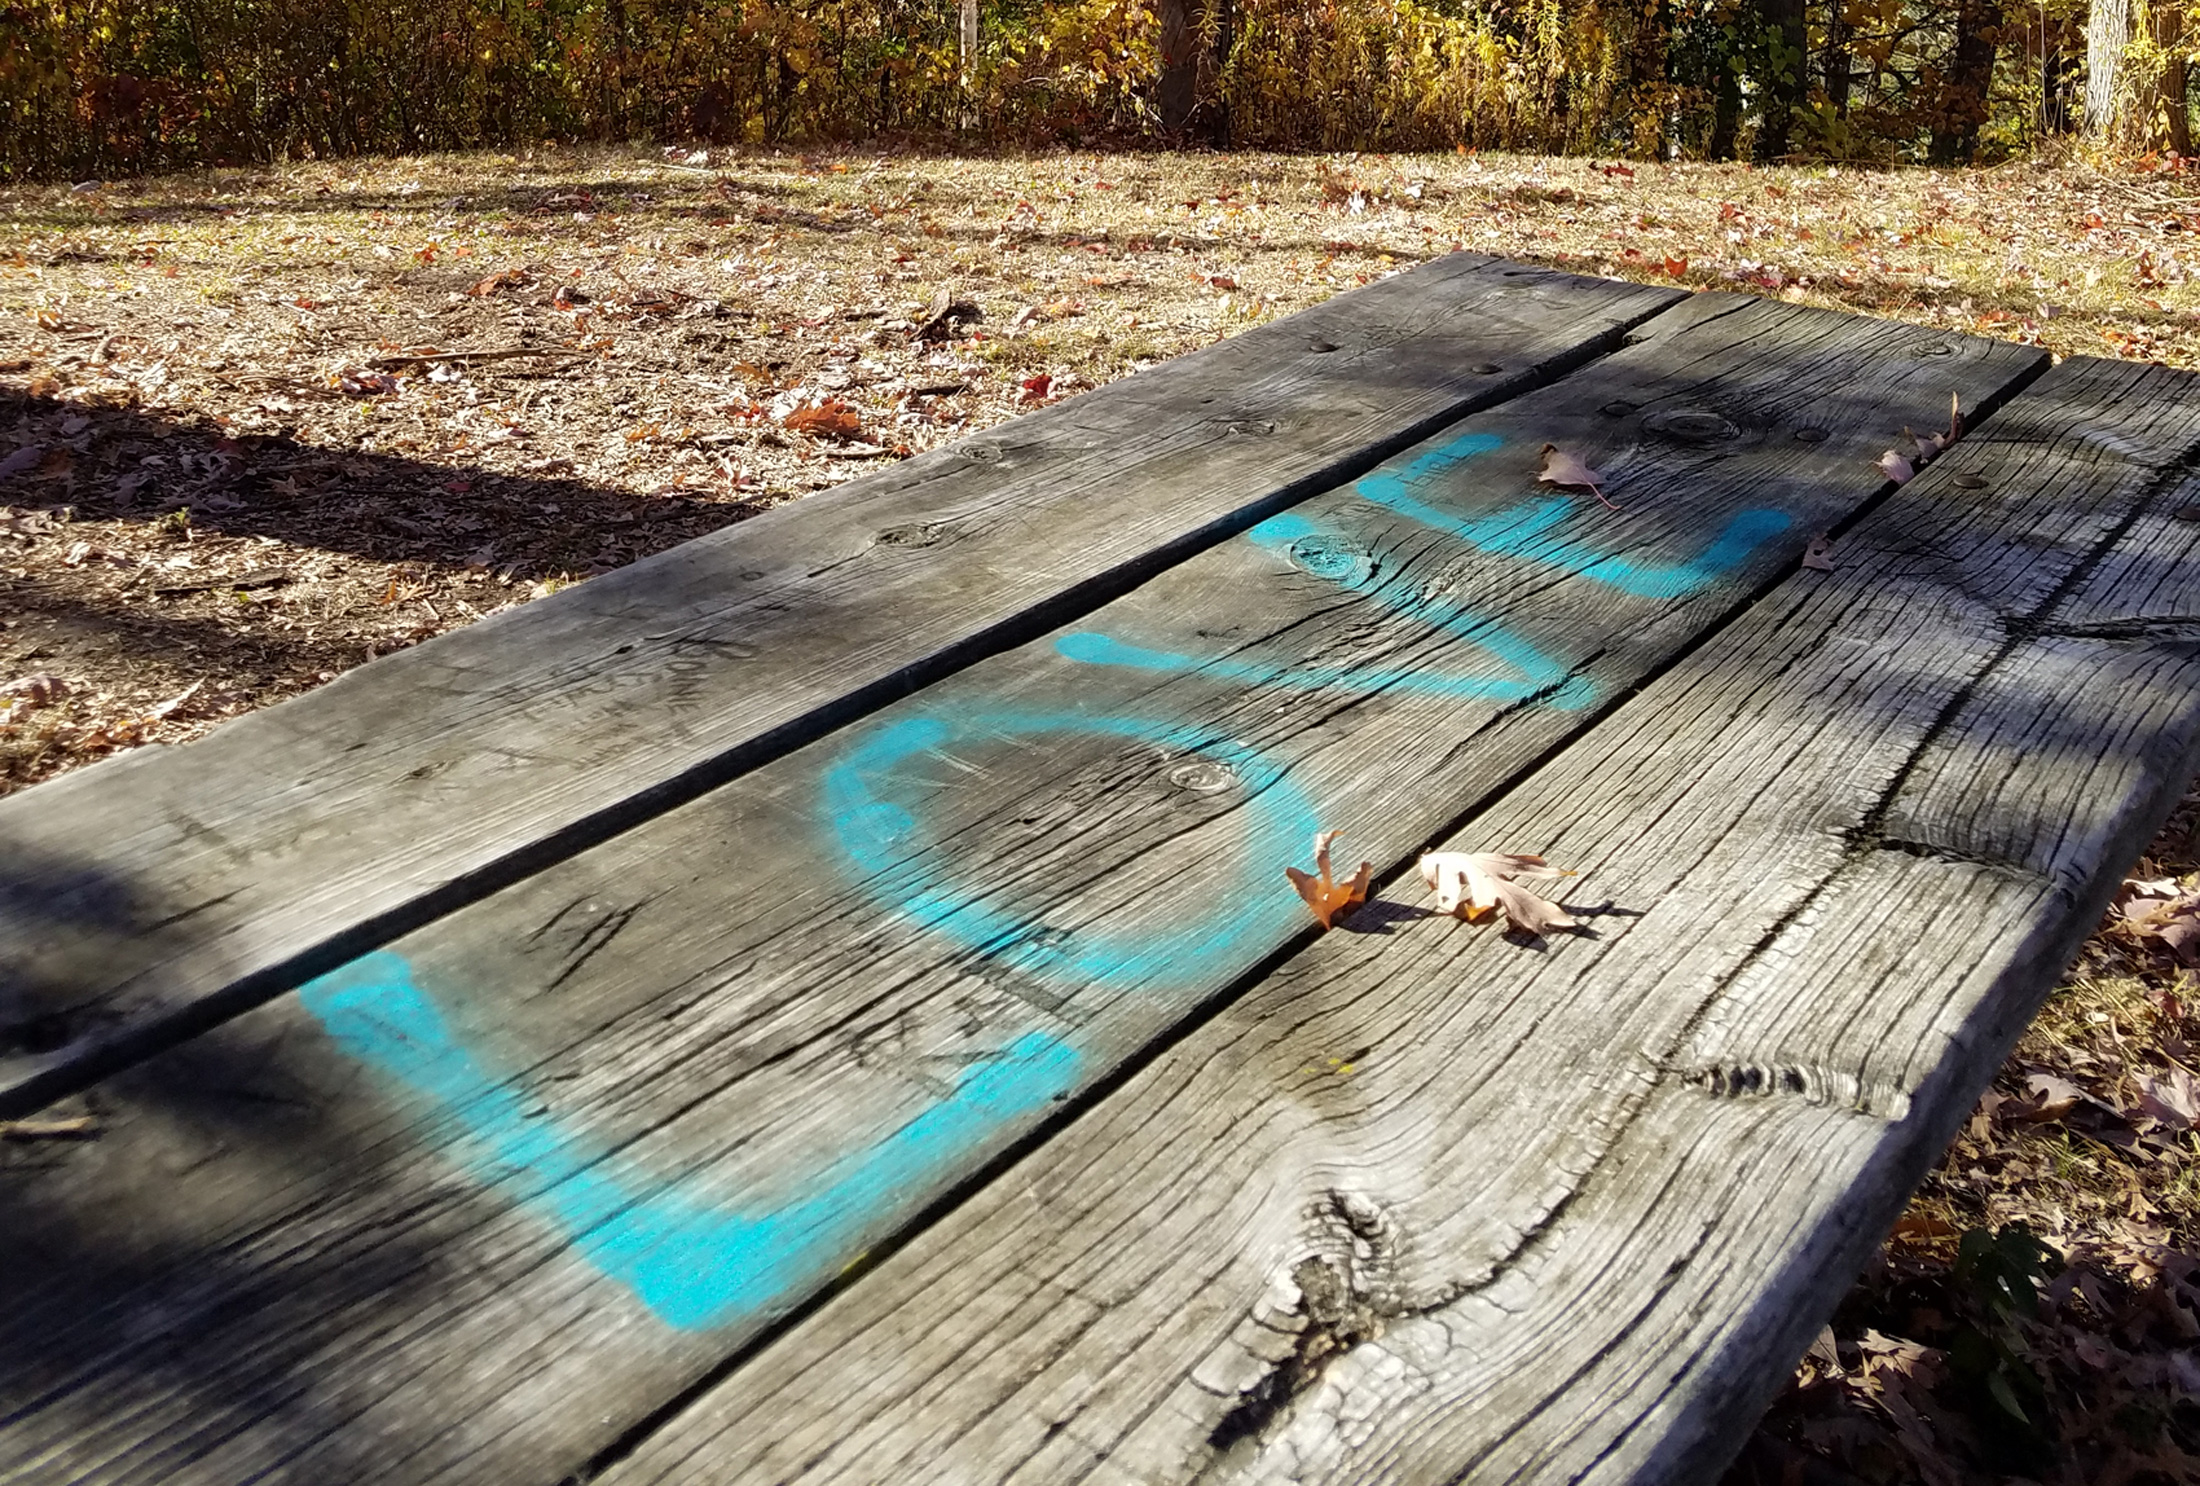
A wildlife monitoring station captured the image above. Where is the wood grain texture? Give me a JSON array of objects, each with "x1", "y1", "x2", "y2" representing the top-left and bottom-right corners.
[
  {"x1": 0, "y1": 299, "x2": 2042, "y2": 1486},
  {"x1": 0, "y1": 255, "x2": 1682, "y2": 1111},
  {"x1": 596, "y1": 354, "x2": 2200, "y2": 1486}
]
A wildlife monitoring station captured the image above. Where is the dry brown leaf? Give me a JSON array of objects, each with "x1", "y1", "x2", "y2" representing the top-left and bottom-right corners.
[
  {"x1": 1536, "y1": 443, "x2": 1617, "y2": 510},
  {"x1": 468, "y1": 268, "x2": 533, "y2": 297},
  {"x1": 2, "y1": 673, "x2": 68, "y2": 707},
  {"x1": 1285, "y1": 829, "x2": 1371, "y2": 929},
  {"x1": 783, "y1": 400, "x2": 865, "y2": 441},
  {"x1": 2135, "y1": 1067, "x2": 2200, "y2": 1130},
  {"x1": 1802, "y1": 533, "x2": 1837, "y2": 570},
  {"x1": 2020, "y1": 1069, "x2": 2087, "y2": 1121},
  {"x1": 1418, "y1": 850, "x2": 1579, "y2": 937}
]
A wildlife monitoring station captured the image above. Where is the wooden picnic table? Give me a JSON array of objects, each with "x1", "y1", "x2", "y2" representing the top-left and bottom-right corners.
[{"x1": 5, "y1": 253, "x2": 2200, "y2": 1486}]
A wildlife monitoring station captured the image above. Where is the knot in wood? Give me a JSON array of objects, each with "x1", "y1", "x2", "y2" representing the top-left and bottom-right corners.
[
  {"x1": 876, "y1": 521, "x2": 952, "y2": 548},
  {"x1": 1643, "y1": 408, "x2": 1741, "y2": 444},
  {"x1": 1286, "y1": 534, "x2": 1374, "y2": 585},
  {"x1": 1167, "y1": 760, "x2": 1238, "y2": 795}
]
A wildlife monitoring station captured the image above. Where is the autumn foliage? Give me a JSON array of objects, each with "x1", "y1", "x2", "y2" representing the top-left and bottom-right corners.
[{"x1": 0, "y1": 0, "x2": 2178, "y2": 180}]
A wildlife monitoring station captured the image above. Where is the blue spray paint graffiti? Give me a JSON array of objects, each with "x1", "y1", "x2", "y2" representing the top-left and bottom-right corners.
[
  {"x1": 1054, "y1": 508, "x2": 1594, "y2": 709},
  {"x1": 825, "y1": 710, "x2": 1319, "y2": 986},
  {"x1": 1350, "y1": 431, "x2": 1793, "y2": 600},
  {"x1": 300, "y1": 950, "x2": 1079, "y2": 1331},
  {"x1": 299, "y1": 426, "x2": 1801, "y2": 1333},
  {"x1": 1056, "y1": 430, "x2": 1792, "y2": 696}
]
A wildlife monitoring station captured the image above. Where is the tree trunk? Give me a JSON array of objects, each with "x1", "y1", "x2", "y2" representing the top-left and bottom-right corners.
[
  {"x1": 1825, "y1": 0, "x2": 1854, "y2": 116},
  {"x1": 1754, "y1": 0, "x2": 1807, "y2": 160},
  {"x1": 2160, "y1": 8, "x2": 2192, "y2": 153},
  {"x1": 1929, "y1": 0, "x2": 2003, "y2": 163},
  {"x1": 1708, "y1": 54, "x2": 1741, "y2": 158},
  {"x1": 2087, "y1": 0, "x2": 2133, "y2": 138},
  {"x1": 1157, "y1": 0, "x2": 1206, "y2": 133}
]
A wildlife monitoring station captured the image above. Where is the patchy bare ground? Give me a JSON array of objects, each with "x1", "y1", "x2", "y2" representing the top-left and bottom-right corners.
[{"x1": 5, "y1": 143, "x2": 2200, "y2": 1481}]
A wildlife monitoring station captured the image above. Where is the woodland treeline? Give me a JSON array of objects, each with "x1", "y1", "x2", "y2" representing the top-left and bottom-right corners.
[{"x1": 0, "y1": 0, "x2": 2193, "y2": 178}]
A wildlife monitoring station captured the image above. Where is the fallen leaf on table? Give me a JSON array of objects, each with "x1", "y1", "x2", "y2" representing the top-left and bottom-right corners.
[
  {"x1": 1802, "y1": 533, "x2": 1837, "y2": 570},
  {"x1": 1418, "y1": 850, "x2": 1580, "y2": 937},
  {"x1": 1285, "y1": 829, "x2": 1371, "y2": 929},
  {"x1": 1907, "y1": 426, "x2": 1946, "y2": 461},
  {"x1": 1537, "y1": 443, "x2": 1617, "y2": 510},
  {"x1": 1876, "y1": 449, "x2": 1915, "y2": 484},
  {"x1": 1947, "y1": 391, "x2": 1964, "y2": 445}
]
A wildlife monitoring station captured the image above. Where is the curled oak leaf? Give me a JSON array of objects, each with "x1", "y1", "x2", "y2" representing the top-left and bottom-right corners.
[
  {"x1": 1418, "y1": 851, "x2": 1580, "y2": 937},
  {"x1": 1802, "y1": 533, "x2": 1837, "y2": 571},
  {"x1": 1537, "y1": 443, "x2": 1618, "y2": 510},
  {"x1": 1876, "y1": 449, "x2": 1915, "y2": 485},
  {"x1": 1285, "y1": 829, "x2": 1371, "y2": 930}
]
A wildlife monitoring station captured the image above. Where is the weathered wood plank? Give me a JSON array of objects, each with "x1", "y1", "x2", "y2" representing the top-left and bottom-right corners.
[
  {"x1": 0, "y1": 299, "x2": 2043, "y2": 1485},
  {"x1": 0, "y1": 254, "x2": 1682, "y2": 1110},
  {"x1": 593, "y1": 355, "x2": 2200, "y2": 1486}
]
